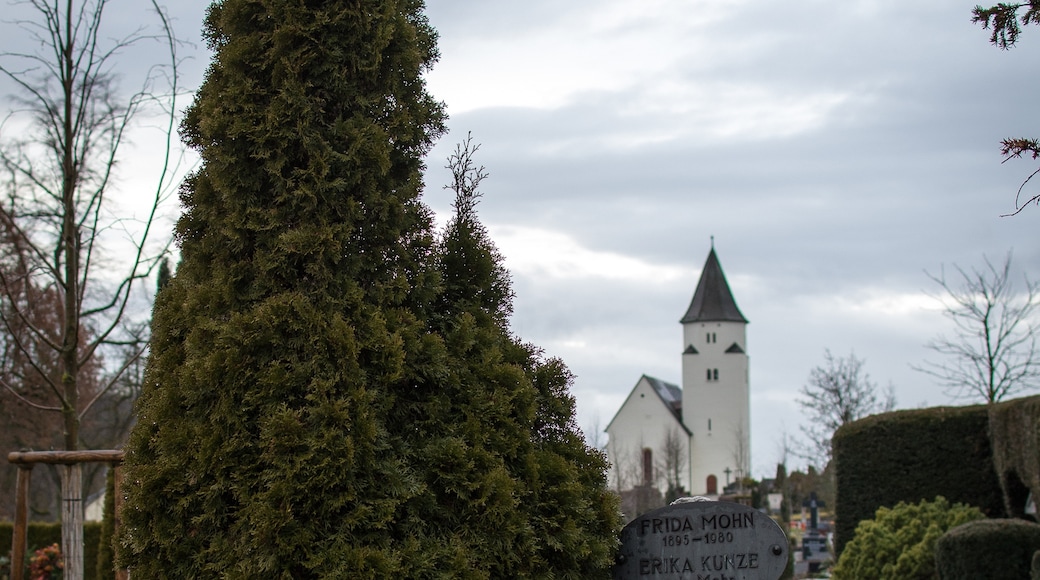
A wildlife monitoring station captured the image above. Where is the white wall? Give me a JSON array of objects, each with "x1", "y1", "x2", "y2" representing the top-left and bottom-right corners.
[{"x1": 605, "y1": 376, "x2": 690, "y2": 494}]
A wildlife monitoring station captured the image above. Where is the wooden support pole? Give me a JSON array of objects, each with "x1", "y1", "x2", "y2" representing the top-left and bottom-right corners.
[
  {"x1": 62, "y1": 463, "x2": 84, "y2": 580},
  {"x1": 7, "y1": 450, "x2": 124, "y2": 580},
  {"x1": 12, "y1": 464, "x2": 32, "y2": 580}
]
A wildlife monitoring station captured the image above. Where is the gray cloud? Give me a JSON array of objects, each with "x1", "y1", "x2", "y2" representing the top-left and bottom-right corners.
[{"x1": 4, "y1": 0, "x2": 1035, "y2": 476}]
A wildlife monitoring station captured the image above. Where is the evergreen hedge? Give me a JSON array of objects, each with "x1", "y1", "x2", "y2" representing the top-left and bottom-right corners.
[
  {"x1": 989, "y1": 395, "x2": 1040, "y2": 519},
  {"x1": 0, "y1": 522, "x2": 102, "y2": 580},
  {"x1": 832, "y1": 405, "x2": 1004, "y2": 555},
  {"x1": 935, "y1": 518, "x2": 1040, "y2": 579},
  {"x1": 118, "y1": 1, "x2": 619, "y2": 576},
  {"x1": 94, "y1": 468, "x2": 116, "y2": 580}
]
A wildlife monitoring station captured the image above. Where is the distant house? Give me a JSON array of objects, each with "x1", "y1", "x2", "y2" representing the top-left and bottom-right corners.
[{"x1": 605, "y1": 246, "x2": 750, "y2": 512}]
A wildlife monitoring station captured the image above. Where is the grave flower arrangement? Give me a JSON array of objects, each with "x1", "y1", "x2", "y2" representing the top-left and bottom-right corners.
[{"x1": 29, "y1": 543, "x2": 62, "y2": 580}]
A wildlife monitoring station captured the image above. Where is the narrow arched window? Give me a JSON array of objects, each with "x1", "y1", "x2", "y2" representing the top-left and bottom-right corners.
[
  {"x1": 642, "y1": 448, "x2": 653, "y2": 485},
  {"x1": 713, "y1": 369, "x2": 719, "y2": 381},
  {"x1": 706, "y1": 474, "x2": 718, "y2": 495}
]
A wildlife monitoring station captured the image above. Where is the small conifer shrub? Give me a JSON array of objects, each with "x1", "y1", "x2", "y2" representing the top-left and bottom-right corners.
[{"x1": 831, "y1": 497, "x2": 984, "y2": 580}]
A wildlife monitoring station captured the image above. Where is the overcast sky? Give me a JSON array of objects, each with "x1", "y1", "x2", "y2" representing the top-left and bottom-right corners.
[
  {"x1": 423, "y1": 0, "x2": 1040, "y2": 478},
  {"x1": 5, "y1": 0, "x2": 1038, "y2": 479}
]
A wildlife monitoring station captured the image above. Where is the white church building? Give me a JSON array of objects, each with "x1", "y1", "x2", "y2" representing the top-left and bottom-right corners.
[{"x1": 605, "y1": 246, "x2": 750, "y2": 501}]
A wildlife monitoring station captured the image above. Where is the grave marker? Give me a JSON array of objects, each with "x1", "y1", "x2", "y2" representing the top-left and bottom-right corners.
[{"x1": 614, "y1": 498, "x2": 789, "y2": 580}]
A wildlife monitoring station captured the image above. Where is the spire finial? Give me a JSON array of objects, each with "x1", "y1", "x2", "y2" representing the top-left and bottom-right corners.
[{"x1": 710, "y1": 235, "x2": 715, "y2": 249}]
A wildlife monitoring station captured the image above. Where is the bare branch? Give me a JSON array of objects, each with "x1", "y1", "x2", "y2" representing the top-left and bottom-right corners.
[
  {"x1": 78, "y1": 342, "x2": 144, "y2": 419},
  {"x1": 0, "y1": 377, "x2": 63, "y2": 412},
  {"x1": 914, "y1": 252, "x2": 1040, "y2": 402},
  {"x1": 797, "y1": 349, "x2": 895, "y2": 467}
]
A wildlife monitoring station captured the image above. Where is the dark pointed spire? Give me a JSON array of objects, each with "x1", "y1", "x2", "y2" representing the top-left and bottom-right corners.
[{"x1": 680, "y1": 247, "x2": 748, "y2": 324}]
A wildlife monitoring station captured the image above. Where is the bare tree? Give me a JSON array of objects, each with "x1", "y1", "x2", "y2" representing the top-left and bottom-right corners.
[
  {"x1": 914, "y1": 253, "x2": 1040, "y2": 403},
  {"x1": 731, "y1": 420, "x2": 750, "y2": 491},
  {"x1": 798, "y1": 350, "x2": 895, "y2": 468},
  {"x1": 0, "y1": 1, "x2": 181, "y2": 576},
  {"x1": 583, "y1": 413, "x2": 607, "y2": 453},
  {"x1": 659, "y1": 427, "x2": 686, "y2": 501}
]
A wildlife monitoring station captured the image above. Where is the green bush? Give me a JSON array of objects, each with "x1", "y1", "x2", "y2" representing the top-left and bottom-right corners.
[
  {"x1": 833, "y1": 405, "x2": 1004, "y2": 554},
  {"x1": 935, "y1": 518, "x2": 1040, "y2": 579},
  {"x1": 831, "y1": 497, "x2": 985, "y2": 580}
]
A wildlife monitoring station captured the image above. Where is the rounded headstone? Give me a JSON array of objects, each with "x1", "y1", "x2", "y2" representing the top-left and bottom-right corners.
[{"x1": 614, "y1": 500, "x2": 789, "y2": 580}]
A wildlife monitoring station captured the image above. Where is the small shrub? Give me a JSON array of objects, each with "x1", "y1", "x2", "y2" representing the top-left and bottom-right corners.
[
  {"x1": 935, "y1": 518, "x2": 1040, "y2": 579},
  {"x1": 831, "y1": 496, "x2": 985, "y2": 580}
]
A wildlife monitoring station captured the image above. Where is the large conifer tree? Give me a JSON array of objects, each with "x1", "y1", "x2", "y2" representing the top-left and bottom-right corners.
[{"x1": 120, "y1": 1, "x2": 618, "y2": 577}]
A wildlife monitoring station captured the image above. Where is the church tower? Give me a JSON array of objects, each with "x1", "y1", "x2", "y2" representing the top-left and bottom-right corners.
[{"x1": 680, "y1": 246, "x2": 749, "y2": 496}]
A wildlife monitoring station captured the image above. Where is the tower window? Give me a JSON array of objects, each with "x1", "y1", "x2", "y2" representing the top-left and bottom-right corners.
[
  {"x1": 706, "y1": 369, "x2": 711, "y2": 381},
  {"x1": 713, "y1": 369, "x2": 719, "y2": 381},
  {"x1": 642, "y1": 448, "x2": 653, "y2": 485},
  {"x1": 708, "y1": 418, "x2": 712, "y2": 431}
]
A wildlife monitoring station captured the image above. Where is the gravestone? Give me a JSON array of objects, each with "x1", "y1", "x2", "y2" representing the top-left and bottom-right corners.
[{"x1": 614, "y1": 498, "x2": 789, "y2": 580}]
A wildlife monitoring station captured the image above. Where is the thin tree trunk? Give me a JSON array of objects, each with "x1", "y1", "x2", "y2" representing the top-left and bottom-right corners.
[{"x1": 61, "y1": 0, "x2": 81, "y2": 454}]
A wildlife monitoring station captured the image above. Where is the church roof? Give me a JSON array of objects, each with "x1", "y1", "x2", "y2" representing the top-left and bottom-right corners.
[
  {"x1": 604, "y1": 375, "x2": 690, "y2": 436},
  {"x1": 680, "y1": 248, "x2": 748, "y2": 324},
  {"x1": 645, "y1": 375, "x2": 682, "y2": 416}
]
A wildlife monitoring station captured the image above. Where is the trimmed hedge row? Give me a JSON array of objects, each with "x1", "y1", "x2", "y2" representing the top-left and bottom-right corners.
[
  {"x1": 989, "y1": 395, "x2": 1040, "y2": 519},
  {"x1": 935, "y1": 518, "x2": 1040, "y2": 579},
  {"x1": 0, "y1": 522, "x2": 103, "y2": 580},
  {"x1": 832, "y1": 404, "x2": 1006, "y2": 555}
]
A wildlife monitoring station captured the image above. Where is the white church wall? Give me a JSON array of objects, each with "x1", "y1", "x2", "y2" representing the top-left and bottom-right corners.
[{"x1": 605, "y1": 377, "x2": 690, "y2": 494}]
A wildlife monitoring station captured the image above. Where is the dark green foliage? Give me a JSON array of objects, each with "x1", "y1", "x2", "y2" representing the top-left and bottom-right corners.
[
  {"x1": 832, "y1": 405, "x2": 1005, "y2": 555},
  {"x1": 780, "y1": 542, "x2": 795, "y2": 580},
  {"x1": 156, "y1": 257, "x2": 172, "y2": 294},
  {"x1": 0, "y1": 522, "x2": 102, "y2": 580},
  {"x1": 95, "y1": 468, "x2": 115, "y2": 580},
  {"x1": 989, "y1": 395, "x2": 1040, "y2": 519},
  {"x1": 831, "y1": 497, "x2": 984, "y2": 580},
  {"x1": 433, "y1": 134, "x2": 512, "y2": 326},
  {"x1": 1032, "y1": 549, "x2": 1040, "y2": 580},
  {"x1": 936, "y1": 518, "x2": 1040, "y2": 580},
  {"x1": 119, "y1": 1, "x2": 618, "y2": 577}
]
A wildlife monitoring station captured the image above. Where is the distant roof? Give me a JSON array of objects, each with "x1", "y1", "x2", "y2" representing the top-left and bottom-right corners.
[
  {"x1": 645, "y1": 375, "x2": 682, "y2": 414},
  {"x1": 605, "y1": 375, "x2": 690, "y2": 435},
  {"x1": 644, "y1": 375, "x2": 691, "y2": 434},
  {"x1": 680, "y1": 248, "x2": 748, "y2": 324}
]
